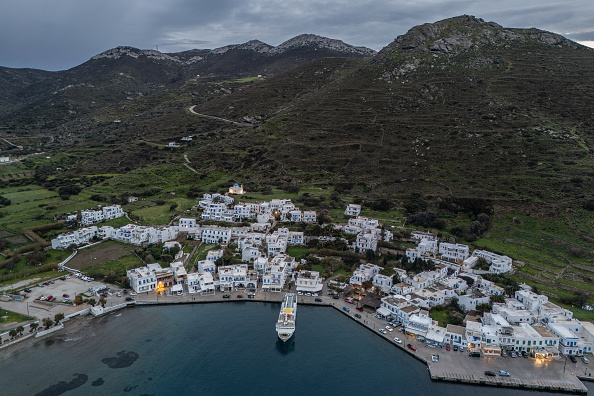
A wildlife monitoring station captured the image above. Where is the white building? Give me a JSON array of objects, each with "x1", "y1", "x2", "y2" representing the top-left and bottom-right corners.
[
  {"x1": 178, "y1": 218, "x2": 199, "y2": 233},
  {"x1": 127, "y1": 266, "x2": 157, "y2": 293},
  {"x1": 355, "y1": 233, "x2": 377, "y2": 252},
  {"x1": 303, "y1": 211, "x2": 317, "y2": 223},
  {"x1": 457, "y1": 288, "x2": 490, "y2": 312},
  {"x1": 295, "y1": 271, "x2": 323, "y2": 293},
  {"x1": 438, "y1": 242, "x2": 470, "y2": 261},
  {"x1": 201, "y1": 226, "x2": 232, "y2": 244},
  {"x1": 197, "y1": 260, "x2": 216, "y2": 274},
  {"x1": 349, "y1": 263, "x2": 381, "y2": 285},
  {"x1": 372, "y1": 273, "x2": 393, "y2": 293},
  {"x1": 405, "y1": 310, "x2": 433, "y2": 337},
  {"x1": 472, "y1": 250, "x2": 513, "y2": 274},
  {"x1": 344, "y1": 204, "x2": 361, "y2": 217},
  {"x1": 229, "y1": 183, "x2": 244, "y2": 194}
]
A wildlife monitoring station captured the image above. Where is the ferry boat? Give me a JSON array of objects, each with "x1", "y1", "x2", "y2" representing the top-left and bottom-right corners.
[{"x1": 276, "y1": 293, "x2": 297, "y2": 342}]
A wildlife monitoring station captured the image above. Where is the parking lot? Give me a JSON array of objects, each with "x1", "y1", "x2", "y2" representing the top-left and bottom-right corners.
[{"x1": 1, "y1": 275, "x2": 128, "y2": 320}]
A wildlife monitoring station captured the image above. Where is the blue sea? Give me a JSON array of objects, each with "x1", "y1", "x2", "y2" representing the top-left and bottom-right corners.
[{"x1": 0, "y1": 303, "x2": 591, "y2": 395}]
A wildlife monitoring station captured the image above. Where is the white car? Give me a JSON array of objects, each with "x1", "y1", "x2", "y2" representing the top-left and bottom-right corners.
[
  {"x1": 379, "y1": 329, "x2": 387, "y2": 334},
  {"x1": 582, "y1": 356, "x2": 590, "y2": 364},
  {"x1": 130, "y1": 292, "x2": 137, "y2": 296},
  {"x1": 386, "y1": 326, "x2": 393, "y2": 332},
  {"x1": 393, "y1": 337, "x2": 402, "y2": 344}
]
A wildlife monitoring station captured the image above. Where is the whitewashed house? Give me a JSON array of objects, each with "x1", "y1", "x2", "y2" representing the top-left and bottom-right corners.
[
  {"x1": 372, "y1": 273, "x2": 393, "y2": 293},
  {"x1": 295, "y1": 270, "x2": 323, "y2": 293},
  {"x1": 439, "y1": 242, "x2": 470, "y2": 261},
  {"x1": 457, "y1": 288, "x2": 490, "y2": 311},
  {"x1": 344, "y1": 204, "x2": 361, "y2": 216},
  {"x1": 472, "y1": 250, "x2": 513, "y2": 274},
  {"x1": 127, "y1": 266, "x2": 157, "y2": 293},
  {"x1": 197, "y1": 260, "x2": 216, "y2": 274},
  {"x1": 201, "y1": 226, "x2": 231, "y2": 244},
  {"x1": 303, "y1": 211, "x2": 317, "y2": 223},
  {"x1": 349, "y1": 263, "x2": 381, "y2": 285}
]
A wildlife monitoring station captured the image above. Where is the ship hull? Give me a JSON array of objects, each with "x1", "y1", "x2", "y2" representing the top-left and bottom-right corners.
[{"x1": 276, "y1": 293, "x2": 297, "y2": 342}]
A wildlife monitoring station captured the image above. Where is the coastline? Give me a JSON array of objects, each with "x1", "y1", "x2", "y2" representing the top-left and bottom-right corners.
[{"x1": 12, "y1": 291, "x2": 587, "y2": 394}]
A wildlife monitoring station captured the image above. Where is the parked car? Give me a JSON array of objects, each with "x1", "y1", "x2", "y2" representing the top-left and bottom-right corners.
[
  {"x1": 393, "y1": 337, "x2": 402, "y2": 344},
  {"x1": 297, "y1": 291, "x2": 303, "y2": 295},
  {"x1": 46, "y1": 295, "x2": 53, "y2": 301},
  {"x1": 446, "y1": 344, "x2": 451, "y2": 351},
  {"x1": 116, "y1": 292, "x2": 121, "y2": 297},
  {"x1": 236, "y1": 295, "x2": 244, "y2": 298},
  {"x1": 501, "y1": 350, "x2": 508, "y2": 357},
  {"x1": 453, "y1": 345, "x2": 458, "y2": 351},
  {"x1": 62, "y1": 298, "x2": 70, "y2": 303},
  {"x1": 354, "y1": 313, "x2": 362, "y2": 319},
  {"x1": 509, "y1": 351, "x2": 517, "y2": 358},
  {"x1": 24, "y1": 288, "x2": 32, "y2": 293},
  {"x1": 123, "y1": 290, "x2": 128, "y2": 294},
  {"x1": 129, "y1": 292, "x2": 137, "y2": 296},
  {"x1": 469, "y1": 352, "x2": 481, "y2": 357},
  {"x1": 569, "y1": 355, "x2": 577, "y2": 363},
  {"x1": 499, "y1": 370, "x2": 510, "y2": 377},
  {"x1": 248, "y1": 293, "x2": 255, "y2": 298},
  {"x1": 342, "y1": 306, "x2": 350, "y2": 312},
  {"x1": 49, "y1": 280, "x2": 54, "y2": 284},
  {"x1": 407, "y1": 344, "x2": 417, "y2": 351},
  {"x1": 125, "y1": 297, "x2": 133, "y2": 301},
  {"x1": 521, "y1": 350, "x2": 528, "y2": 358},
  {"x1": 385, "y1": 326, "x2": 393, "y2": 332},
  {"x1": 582, "y1": 356, "x2": 589, "y2": 364},
  {"x1": 379, "y1": 329, "x2": 387, "y2": 334},
  {"x1": 485, "y1": 371, "x2": 496, "y2": 377},
  {"x1": 356, "y1": 306, "x2": 363, "y2": 312},
  {"x1": 223, "y1": 294, "x2": 231, "y2": 299},
  {"x1": 332, "y1": 295, "x2": 339, "y2": 299},
  {"x1": 63, "y1": 294, "x2": 69, "y2": 298},
  {"x1": 315, "y1": 298, "x2": 322, "y2": 302},
  {"x1": 459, "y1": 346, "x2": 465, "y2": 352}
]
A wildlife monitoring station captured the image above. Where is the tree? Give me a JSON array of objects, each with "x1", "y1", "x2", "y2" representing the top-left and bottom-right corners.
[
  {"x1": 98, "y1": 296, "x2": 106, "y2": 308},
  {"x1": 88, "y1": 298, "x2": 96, "y2": 307},
  {"x1": 9, "y1": 329, "x2": 17, "y2": 339},
  {"x1": 169, "y1": 202, "x2": 178, "y2": 211},
  {"x1": 54, "y1": 313, "x2": 65, "y2": 324},
  {"x1": 16, "y1": 325, "x2": 24, "y2": 336},
  {"x1": 490, "y1": 294, "x2": 505, "y2": 304},
  {"x1": 42, "y1": 318, "x2": 54, "y2": 329},
  {"x1": 30, "y1": 322, "x2": 39, "y2": 332},
  {"x1": 74, "y1": 295, "x2": 83, "y2": 305}
]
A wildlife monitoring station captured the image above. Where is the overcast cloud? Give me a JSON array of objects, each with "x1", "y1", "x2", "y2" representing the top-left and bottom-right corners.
[{"x1": 1, "y1": 0, "x2": 592, "y2": 71}]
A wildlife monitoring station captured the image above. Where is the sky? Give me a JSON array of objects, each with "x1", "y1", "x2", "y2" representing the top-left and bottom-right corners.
[{"x1": 1, "y1": 0, "x2": 593, "y2": 71}]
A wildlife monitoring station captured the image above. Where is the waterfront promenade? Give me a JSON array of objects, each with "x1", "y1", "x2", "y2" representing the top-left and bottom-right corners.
[
  {"x1": 133, "y1": 290, "x2": 590, "y2": 394},
  {"x1": 1, "y1": 282, "x2": 590, "y2": 394}
]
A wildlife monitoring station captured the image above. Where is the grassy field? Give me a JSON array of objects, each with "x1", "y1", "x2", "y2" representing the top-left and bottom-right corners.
[
  {"x1": 82, "y1": 253, "x2": 143, "y2": 279},
  {"x1": 0, "y1": 309, "x2": 33, "y2": 324},
  {"x1": 286, "y1": 246, "x2": 310, "y2": 260}
]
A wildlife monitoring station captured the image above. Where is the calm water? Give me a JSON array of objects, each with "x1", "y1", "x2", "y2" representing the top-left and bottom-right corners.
[{"x1": 0, "y1": 303, "x2": 591, "y2": 395}]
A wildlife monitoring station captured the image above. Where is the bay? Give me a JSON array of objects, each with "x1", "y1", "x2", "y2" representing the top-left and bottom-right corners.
[{"x1": 0, "y1": 303, "x2": 591, "y2": 395}]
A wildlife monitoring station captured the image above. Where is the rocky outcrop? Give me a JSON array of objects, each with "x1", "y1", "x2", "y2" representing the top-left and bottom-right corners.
[{"x1": 376, "y1": 14, "x2": 578, "y2": 62}]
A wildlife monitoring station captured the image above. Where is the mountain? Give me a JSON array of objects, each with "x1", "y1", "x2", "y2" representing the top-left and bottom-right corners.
[
  {"x1": 0, "y1": 34, "x2": 375, "y2": 130},
  {"x1": 1, "y1": 16, "x2": 593, "y2": 211},
  {"x1": 179, "y1": 15, "x2": 594, "y2": 207}
]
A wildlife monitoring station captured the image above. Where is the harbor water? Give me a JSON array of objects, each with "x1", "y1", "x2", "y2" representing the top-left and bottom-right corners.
[{"x1": 0, "y1": 303, "x2": 591, "y2": 395}]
